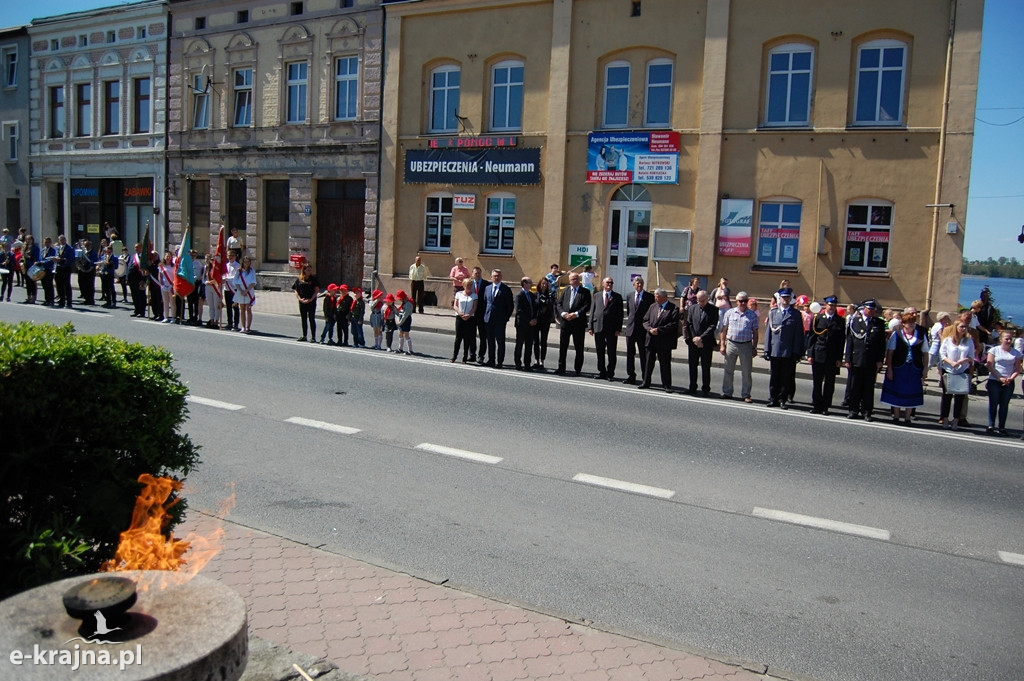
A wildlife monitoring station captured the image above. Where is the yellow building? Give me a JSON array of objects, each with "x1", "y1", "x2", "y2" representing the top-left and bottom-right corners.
[{"x1": 379, "y1": 0, "x2": 981, "y2": 314}]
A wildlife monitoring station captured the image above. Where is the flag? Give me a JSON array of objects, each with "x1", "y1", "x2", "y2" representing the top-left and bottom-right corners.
[
  {"x1": 212, "y1": 225, "x2": 227, "y2": 290},
  {"x1": 173, "y1": 230, "x2": 195, "y2": 297},
  {"x1": 140, "y1": 223, "x2": 151, "y2": 272}
]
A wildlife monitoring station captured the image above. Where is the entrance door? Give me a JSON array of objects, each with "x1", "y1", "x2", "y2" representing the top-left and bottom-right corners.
[
  {"x1": 315, "y1": 180, "x2": 365, "y2": 285},
  {"x1": 607, "y1": 185, "x2": 651, "y2": 295}
]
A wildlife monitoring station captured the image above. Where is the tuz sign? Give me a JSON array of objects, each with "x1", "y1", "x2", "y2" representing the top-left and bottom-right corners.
[{"x1": 405, "y1": 148, "x2": 541, "y2": 185}]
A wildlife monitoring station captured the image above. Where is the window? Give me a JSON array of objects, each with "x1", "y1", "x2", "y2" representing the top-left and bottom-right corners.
[
  {"x1": 49, "y1": 86, "x2": 65, "y2": 138},
  {"x1": 104, "y1": 80, "x2": 120, "y2": 134},
  {"x1": 334, "y1": 56, "x2": 358, "y2": 121},
  {"x1": 423, "y1": 194, "x2": 453, "y2": 251},
  {"x1": 484, "y1": 195, "x2": 516, "y2": 254},
  {"x1": 192, "y1": 75, "x2": 209, "y2": 129},
  {"x1": 429, "y1": 66, "x2": 460, "y2": 133},
  {"x1": 286, "y1": 62, "x2": 308, "y2": 123},
  {"x1": 843, "y1": 201, "x2": 893, "y2": 271},
  {"x1": 106, "y1": 31, "x2": 116, "y2": 43},
  {"x1": 3, "y1": 47, "x2": 17, "y2": 87},
  {"x1": 133, "y1": 77, "x2": 150, "y2": 133},
  {"x1": 233, "y1": 68, "x2": 253, "y2": 126},
  {"x1": 341, "y1": 0, "x2": 354, "y2": 7},
  {"x1": 137, "y1": 26, "x2": 147, "y2": 39},
  {"x1": 603, "y1": 61, "x2": 630, "y2": 128},
  {"x1": 5, "y1": 123, "x2": 17, "y2": 161},
  {"x1": 854, "y1": 39, "x2": 906, "y2": 126},
  {"x1": 764, "y1": 44, "x2": 813, "y2": 127},
  {"x1": 756, "y1": 201, "x2": 801, "y2": 266},
  {"x1": 490, "y1": 60, "x2": 523, "y2": 131},
  {"x1": 194, "y1": 17, "x2": 206, "y2": 30},
  {"x1": 76, "y1": 83, "x2": 91, "y2": 136},
  {"x1": 50, "y1": 39, "x2": 59, "y2": 51},
  {"x1": 644, "y1": 59, "x2": 672, "y2": 127},
  {"x1": 79, "y1": 35, "x2": 88, "y2": 47},
  {"x1": 237, "y1": 10, "x2": 248, "y2": 23},
  {"x1": 290, "y1": 1, "x2": 303, "y2": 15}
]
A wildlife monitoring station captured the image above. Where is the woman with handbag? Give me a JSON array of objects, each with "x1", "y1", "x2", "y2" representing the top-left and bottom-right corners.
[
  {"x1": 984, "y1": 331, "x2": 1022, "y2": 435},
  {"x1": 938, "y1": 320, "x2": 975, "y2": 431}
]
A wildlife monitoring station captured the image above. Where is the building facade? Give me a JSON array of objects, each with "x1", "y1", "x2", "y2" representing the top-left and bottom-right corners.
[
  {"x1": 1, "y1": 25, "x2": 30, "y2": 233},
  {"x1": 379, "y1": 0, "x2": 981, "y2": 314},
  {"x1": 166, "y1": 0, "x2": 382, "y2": 289},
  {"x1": 27, "y1": 0, "x2": 168, "y2": 251}
]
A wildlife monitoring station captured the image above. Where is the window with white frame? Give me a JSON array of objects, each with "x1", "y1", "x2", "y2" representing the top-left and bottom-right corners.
[
  {"x1": 644, "y1": 59, "x2": 672, "y2": 128},
  {"x1": 5, "y1": 122, "x2": 17, "y2": 161},
  {"x1": 2, "y1": 47, "x2": 16, "y2": 87},
  {"x1": 192, "y1": 74, "x2": 209, "y2": 129},
  {"x1": 854, "y1": 39, "x2": 906, "y2": 126},
  {"x1": 76, "y1": 83, "x2": 91, "y2": 136},
  {"x1": 603, "y1": 61, "x2": 630, "y2": 128},
  {"x1": 49, "y1": 86, "x2": 65, "y2": 138},
  {"x1": 133, "y1": 77, "x2": 150, "y2": 133},
  {"x1": 483, "y1": 194, "x2": 516, "y2": 254},
  {"x1": 285, "y1": 61, "x2": 308, "y2": 124},
  {"x1": 104, "y1": 80, "x2": 120, "y2": 134},
  {"x1": 334, "y1": 56, "x2": 357, "y2": 121},
  {"x1": 756, "y1": 200, "x2": 802, "y2": 266},
  {"x1": 843, "y1": 200, "x2": 893, "y2": 271},
  {"x1": 490, "y1": 60, "x2": 523, "y2": 132},
  {"x1": 233, "y1": 68, "x2": 252, "y2": 126},
  {"x1": 429, "y1": 66, "x2": 460, "y2": 133},
  {"x1": 764, "y1": 44, "x2": 813, "y2": 127},
  {"x1": 423, "y1": 194, "x2": 453, "y2": 251}
]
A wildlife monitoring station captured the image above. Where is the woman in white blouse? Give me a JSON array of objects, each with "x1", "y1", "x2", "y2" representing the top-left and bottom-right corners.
[
  {"x1": 938, "y1": 321, "x2": 975, "y2": 431},
  {"x1": 985, "y1": 330, "x2": 1022, "y2": 435}
]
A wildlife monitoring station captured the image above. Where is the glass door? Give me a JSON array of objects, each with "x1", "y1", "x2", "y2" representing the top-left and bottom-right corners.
[{"x1": 607, "y1": 202, "x2": 650, "y2": 295}]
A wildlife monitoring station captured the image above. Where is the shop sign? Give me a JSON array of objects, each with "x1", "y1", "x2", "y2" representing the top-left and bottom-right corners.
[
  {"x1": 453, "y1": 194, "x2": 476, "y2": 210},
  {"x1": 568, "y1": 244, "x2": 597, "y2": 268},
  {"x1": 717, "y1": 199, "x2": 753, "y2": 257},
  {"x1": 405, "y1": 148, "x2": 541, "y2": 185},
  {"x1": 586, "y1": 131, "x2": 679, "y2": 184},
  {"x1": 429, "y1": 136, "x2": 518, "y2": 149}
]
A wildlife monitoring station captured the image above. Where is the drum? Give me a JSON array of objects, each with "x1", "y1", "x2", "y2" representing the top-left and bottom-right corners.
[
  {"x1": 27, "y1": 263, "x2": 47, "y2": 281},
  {"x1": 114, "y1": 260, "x2": 127, "y2": 278}
]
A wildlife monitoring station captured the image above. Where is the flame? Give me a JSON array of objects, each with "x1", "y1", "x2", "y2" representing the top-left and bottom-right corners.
[{"x1": 100, "y1": 476, "x2": 235, "y2": 592}]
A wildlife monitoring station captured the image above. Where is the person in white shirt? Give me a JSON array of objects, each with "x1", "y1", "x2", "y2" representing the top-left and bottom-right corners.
[
  {"x1": 985, "y1": 330, "x2": 1022, "y2": 435},
  {"x1": 938, "y1": 321, "x2": 975, "y2": 430}
]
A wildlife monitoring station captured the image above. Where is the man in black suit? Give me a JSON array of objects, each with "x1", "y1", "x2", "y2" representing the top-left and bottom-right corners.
[
  {"x1": 469, "y1": 267, "x2": 487, "y2": 363},
  {"x1": 513, "y1": 276, "x2": 538, "y2": 370},
  {"x1": 623, "y1": 276, "x2": 654, "y2": 384},
  {"x1": 682, "y1": 290, "x2": 719, "y2": 395},
  {"x1": 482, "y1": 268, "x2": 514, "y2": 368},
  {"x1": 555, "y1": 272, "x2": 591, "y2": 376},
  {"x1": 126, "y1": 242, "x2": 148, "y2": 317},
  {"x1": 844, "y1": 299, "x2": 887, "y2": 421},
  {"x1": 807, "y1": 295, "x2": 846, "y2": 414},
  {"x1": 588, "y1": 277, "x2": 623, "y2": 380},
  {"x1": 640, "y1": 288, "x2": 679, "y2": 392}
]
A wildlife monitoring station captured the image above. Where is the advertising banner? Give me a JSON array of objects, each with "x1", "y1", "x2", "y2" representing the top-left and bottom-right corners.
[
  {"x1": 718, "y1": 199, "x2": 754, "y2": 257},
  {"x1": 405, "y1": 148, "x2": 541, "y2": 185},
  {"x1": 586, "y1": 131, "x2": 679, "y2": 184}
]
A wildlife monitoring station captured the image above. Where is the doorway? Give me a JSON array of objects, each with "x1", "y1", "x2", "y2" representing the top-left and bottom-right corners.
[
  {"x1": 315, "y1": 180, "x2": 365, "y2": 285},
  {"x1": 607, "y1": 184, "x2": 651, "y2": 295}
]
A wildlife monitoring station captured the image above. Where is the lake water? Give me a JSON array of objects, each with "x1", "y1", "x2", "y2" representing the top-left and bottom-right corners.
[{"x1": 960, "y1": 275, "x2": 1024, "y2": 324}]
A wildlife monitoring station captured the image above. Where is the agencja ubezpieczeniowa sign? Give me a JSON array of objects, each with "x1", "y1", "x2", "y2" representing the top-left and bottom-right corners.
[
  {"x1": 405, "y1": 148, "x2": 541, "y2": 185},
  {"x1": 586, "y1": 131, "x2": 680, "y2": 184}
]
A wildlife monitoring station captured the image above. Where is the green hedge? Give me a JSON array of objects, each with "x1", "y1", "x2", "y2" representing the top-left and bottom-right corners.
[{"x1": 0, "y1": 321, "x2": 199, "y2": 597}]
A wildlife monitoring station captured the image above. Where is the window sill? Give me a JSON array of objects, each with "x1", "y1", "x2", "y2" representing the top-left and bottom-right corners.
[
  {"x1": 838, "y1": 269, "x2": 891, "y2": 279},
  {"x1": 846, "y1": 123, "x2": 906, "y2": 130},
  {"x1": 749, "y1": 265, "x2": 799, "y2": 274},
  {"x1": 757, "y1": 124, "x2": 813, "y2": 131},
  {"x1": 479, "y1": 252, "x2": 514, "y2": 259}
]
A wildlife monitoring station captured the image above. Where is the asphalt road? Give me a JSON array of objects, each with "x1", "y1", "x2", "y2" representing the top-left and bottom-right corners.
[{"x1": 4, "y1": 304, "x2": 1023, "y2": 681}]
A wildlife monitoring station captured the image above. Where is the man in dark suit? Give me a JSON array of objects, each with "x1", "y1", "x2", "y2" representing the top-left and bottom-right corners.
[
  {"x1": 588, "y1": 277, "x2": 624, "y2": 380},
  {"x1": 513, "y1": 276, "x2": 538, "y2": 370},
  {"x1": 469, "y1": 267, "x2": 487, "y2": 363},
  {"x1": 844, "y1": 299, "x2": 887, "y2": 421},
  {"x1": 682, "y1": 290, "x2": 719, "y2": 395},
  {"x1": 640, "y1": 288, "x2": 679, "y2": 392},
  {"x1": 126, "y1": 242, "x2": 148, "y2": 317},
  {"x1": 555, "y1": 272, "x2": 591, "y2": 376},
  {"x1": 807, "y1": 295, "x2": 846, "y2": 414},
  {"x1": 482, "y1": 268, "x2": 514, "y2": 368},
  {"x1": 623, "y1": 276, "x2": 654, "y2": 384}
]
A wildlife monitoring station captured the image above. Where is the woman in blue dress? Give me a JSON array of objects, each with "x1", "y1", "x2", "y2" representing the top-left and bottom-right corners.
[{"x1": 881, "y1": 311, "x2": 927, "y2": 424}]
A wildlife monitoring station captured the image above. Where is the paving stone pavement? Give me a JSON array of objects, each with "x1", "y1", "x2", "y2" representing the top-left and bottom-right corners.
[{"x1": 183, "y1": 514, "x2": 779, "y2": 681}]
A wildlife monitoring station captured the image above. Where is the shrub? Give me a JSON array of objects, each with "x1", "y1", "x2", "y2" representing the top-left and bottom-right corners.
[{"x1": 0, "y1": 321, "x2": 200, "y2": 598}]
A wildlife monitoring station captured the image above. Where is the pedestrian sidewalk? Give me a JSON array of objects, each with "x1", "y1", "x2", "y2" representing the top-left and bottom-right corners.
[{"x1": 185, "y1": 513, "x2": 784, "y2": 681}]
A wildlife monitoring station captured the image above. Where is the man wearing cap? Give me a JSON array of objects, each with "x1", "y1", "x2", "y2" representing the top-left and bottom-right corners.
[
  {"x1": 844, "y1": 300, "x2": 887, "y2": 420},
  {"x1": 719, "y1": 292, "x2": 758, "y2": 402},
  {"x1": 807, "y1": 296, "x2": 846, "y2": 414},
  {"x1": 764, "y1": 287, "x2": 805, "y2": 408}
]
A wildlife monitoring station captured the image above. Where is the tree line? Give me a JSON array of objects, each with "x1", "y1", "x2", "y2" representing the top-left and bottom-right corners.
[{"x1": 962, "y1": 257, "x2": 1024, "y2": 279}]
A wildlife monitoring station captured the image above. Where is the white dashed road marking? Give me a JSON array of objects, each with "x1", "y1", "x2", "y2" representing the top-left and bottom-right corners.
[
  {"x1": 285, "y1": 416, "x2": 361, "y2": 435},
  {"x1": 187, "y1": 395, "x2": 246, "y2": 411},
  {"x1": 997, "y1": 551, "x2": 1024, "y2": 567},
  {"x1": 415, "y1": 443, "x2": 503, "y2": 464},
  {"x1": 752, "y1": 507, "x2": 892, "y2": 541},
  {"x1": 572, "y1": 473, "x2": 676, "y2": 500}
]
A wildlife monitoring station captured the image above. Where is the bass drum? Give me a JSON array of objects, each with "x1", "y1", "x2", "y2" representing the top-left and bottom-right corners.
[
  {"x1": 114, "y1": 260, "x2": 128, "y2": 277},
  {"x1": 27, "y1": 264, "x2": 47, "y2": 281}
]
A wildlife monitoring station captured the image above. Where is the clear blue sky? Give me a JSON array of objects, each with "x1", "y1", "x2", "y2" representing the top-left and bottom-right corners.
[{"x1": 3, "y1": 0, "x2": 1021, "y2": 262}]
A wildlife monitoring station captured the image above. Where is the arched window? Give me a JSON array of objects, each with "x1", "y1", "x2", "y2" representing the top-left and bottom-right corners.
[
  {"x1": 429, "y1": 65, "x2": 460, "y2": 133},
  {"x1": 853, "y1": 39, "x2": 907, "y2": 126},
  {"x1": 490, "y1": 60, "x2": 523, "y2": 132},
  {"x1": 483, "y1": 193, "x2": 516, "y2": 254},
  {"x1": 423, "y1": 193, "x2": 453, "y2": 251},
  {"x1": 602, "y1": 60, "x2": 630, "y2": 129},
  {"x1": 764, "y1": 43, "x2": 813, "y2": 127},
  {"x1": 756, "y1": 198, "x2": 802, "y2": 266},
  {"x1": 644, "y1": 58, "x2": 673, "y2": 128},
  {"x1": 843, "y1": 200, "x2": 893, "y2": 271}
]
